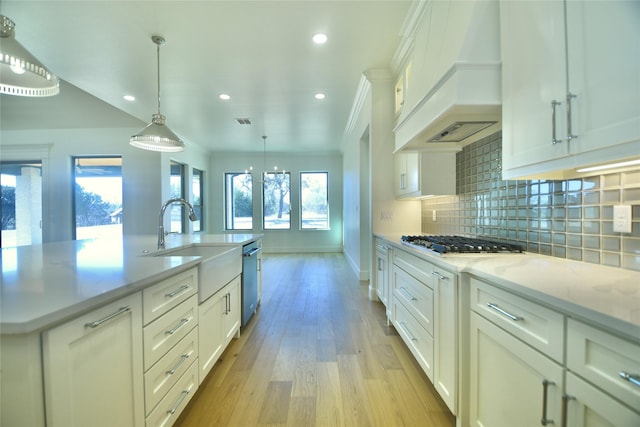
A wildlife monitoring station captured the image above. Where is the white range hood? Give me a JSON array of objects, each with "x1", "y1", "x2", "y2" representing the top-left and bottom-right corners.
[{"x1": 394, "y1": 0, "x2": 502, "y2": 152}]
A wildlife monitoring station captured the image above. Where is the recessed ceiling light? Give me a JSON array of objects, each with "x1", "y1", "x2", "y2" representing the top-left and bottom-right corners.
[
  {"x1": 123, "y1": 95, "x2": 135, "y2": 101},
  {"x1": 312, "y1": 33, "x2": 328, "y2": 44},
  {"x1": 314, "y1": 93, "x2": 326, "y2": 100},
  {"x1": 219, "y1": 93, "x2": 231, "y2": 100}
]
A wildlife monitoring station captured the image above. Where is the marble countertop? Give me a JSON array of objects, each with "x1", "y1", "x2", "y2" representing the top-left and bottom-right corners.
[
  {"x1": 375, "y1": 233, "x2": 640, "y2": 341},
  {"x1": 0, "y1": 233, "x2": 262, "y2": 334}
]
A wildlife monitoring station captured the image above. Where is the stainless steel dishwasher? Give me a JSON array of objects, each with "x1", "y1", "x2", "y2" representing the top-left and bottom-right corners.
[{"x1": 241, "y1": 241, "x2": 261, "y2": 326}]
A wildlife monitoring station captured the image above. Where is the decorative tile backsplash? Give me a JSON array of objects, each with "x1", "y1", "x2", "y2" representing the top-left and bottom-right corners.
[{"x1": 421, "y1": 132, "x2": 640, "y2": 271}]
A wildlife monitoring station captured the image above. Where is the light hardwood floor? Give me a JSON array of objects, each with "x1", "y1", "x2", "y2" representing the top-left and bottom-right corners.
[{"x1": 175, "y1": 253, "x2": 455, "y2": 427}]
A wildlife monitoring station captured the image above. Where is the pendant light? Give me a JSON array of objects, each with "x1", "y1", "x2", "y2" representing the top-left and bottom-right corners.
[
  {"x1": 130, "y1": 35, "x2": 184, "y2": 152},
  {"x1": 0, "y1": 15, "x2": 59, "y2": 97}
]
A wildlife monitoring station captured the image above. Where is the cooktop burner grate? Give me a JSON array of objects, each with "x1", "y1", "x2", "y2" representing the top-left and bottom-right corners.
[{"x1": 401, "y1": 235, "x2": 524, "y2": 255}]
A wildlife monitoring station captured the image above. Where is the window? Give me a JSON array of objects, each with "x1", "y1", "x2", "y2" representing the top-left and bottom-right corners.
[
  {"x1": 263, "y1": 172, "x2": 290, "y2": 229},
  {"x1": 225, "y1": 172, "x2": 253, "y2": 230},
  {"x1": 170, "y1": 161, "x2": 185, "y2": 233},
  {"x1": 73, "y1": 157, "x2": 122, "y2": 240},
  {"x1": 192, "y1": 168, "x2": 204, "y2": 232},
  {"x1": 1, "y1": 160, "x2": 43, "y2": 247},
  {"x1": 300, "y1": 172, "x2": 329, "y2": 230}
]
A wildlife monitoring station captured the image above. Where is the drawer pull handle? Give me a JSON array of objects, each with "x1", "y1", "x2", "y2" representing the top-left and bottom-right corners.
[
  {"x1": 431, "y1": 271, "x2": 447, "y2": 280},
  {"x1": 84, "y1": 306, "x2": 131, "y2": 328},
  {"x1": 619, "y1": 371, "x2": 640, "y2": 387},
  {"x1": 166, "y1": 354, "x2": 190, "y2": 375},
  {"x1": 165, "y1": 284, "x2": 189, "y2": 298},
  {"x1": 551, "y1": 99, "x2": 562, "y2": 144},
  {"x1": 165, "y1": 318, "x2": 189, "y2": 335},
  {"x1": 399, "y1": 287, "x2": 417, "y2": 301},
  {"x1": 487, "y1": 303, "x2": 523, "y2": 321},
  {"x1": 561, "y1": 394, "x2": 575, "y2": 427},
  {"x1": 398, "y1": 321, "x2": 417, "y2": 341},
  {"x1": 541, "y1": 379, "x2": 555, "y2": 426},
  {"x1": 167, "y1": 389, "x2": 190, "y2": 415}
]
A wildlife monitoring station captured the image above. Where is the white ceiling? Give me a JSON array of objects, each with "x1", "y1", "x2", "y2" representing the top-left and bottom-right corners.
[{"x1": 1, "y1": 1, "x2": 412, "y2": 153}]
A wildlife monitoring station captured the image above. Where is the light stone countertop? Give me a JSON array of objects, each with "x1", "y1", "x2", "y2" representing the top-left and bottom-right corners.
[
  {"x1": 0, "y1": 234, "x2": 262, "y2": 334},
  {"x1": 375, "y1": 233, "x2": 640, "y2": 341}
]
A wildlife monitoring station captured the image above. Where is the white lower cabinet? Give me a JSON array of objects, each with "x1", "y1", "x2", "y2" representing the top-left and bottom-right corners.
[
  {"x1": 199, "y1": 275, "x2": 241, "y2": 382},
  {"x1": 146, "y1": 361, "x2": 199, "y2": 427},
  {"x1": 469, "y1": 311, "x2": 563, "y2": 427},
  {"x1": 391, "y1": 247, "x2": 457, "y2": 414},
  {"x1": 375, "y1": 239, "x2": 391, "y2": 320},
  {"x1": 43, "y1": 292, "x2": 145, "y2": 427},
  {"x1": 469, "y1": 276, "x2": 640, "y2": 427}
]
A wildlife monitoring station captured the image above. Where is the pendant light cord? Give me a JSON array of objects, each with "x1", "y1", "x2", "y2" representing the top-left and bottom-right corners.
[{"x1": 156, "y1": 39, "x2": 162, "y2": 115}]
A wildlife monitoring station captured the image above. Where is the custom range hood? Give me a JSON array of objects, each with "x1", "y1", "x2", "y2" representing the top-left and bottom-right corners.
[{"x1": 394, "y1": 0, "x2": 501, "y2": 151}]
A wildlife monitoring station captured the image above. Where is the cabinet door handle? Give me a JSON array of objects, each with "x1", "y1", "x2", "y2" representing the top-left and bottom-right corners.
[
  {"x1": 165, "y1": 284, "x2": 189, "y2": 298},
  {"x1": 619, "y1": 371, "x2": 640, "y2": 387},
  {"x1": 551, "y1": 100, "x2": 562, "y2": 144},
  {"x1": 487, "y1": 302, "x2": 523, "y2": 321},
  {"x1": 431, "y1": 271, "x2": 447, "y2": 280},
  {"x1": 561, "y1": 394, "x2": 575, "y2": 427},
  {"x1": 226, "y1": 293, "x2": 231, "y2": 314},
  {"x1": 398, "y1": 321, "x2": 417, "y2": 341},
  {"x1": 165, "y1": 318, "x2": 189, "y2": 335},
  {"x1": 399, "y1": 286, "x2": 417, "y2": 301},
  {"x1": 541, "y1": 379, "x2": 555, "y2": 426},
  {"x1": 566, "y1": 92, "x2": 577, "y2": 141},
  {"x1": 166, "y1": 354, "x2": 190, "y2": 375},
  {"x1": 84, "y1": 306, "x2": 131, "y2": 328},
  {"x1": 167, "y1": 389, "x2": 190, "y2": 415}
]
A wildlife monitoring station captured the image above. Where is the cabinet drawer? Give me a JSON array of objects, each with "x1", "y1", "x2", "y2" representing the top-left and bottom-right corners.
[
  {"x1": 393, "y1": 297, "x2": 434, "y2": 381},
  {"x1": 143, "y1": 268, "x2": 198, "y2": 325},
  {"x1": 393, "y1": 266, "x2": 433, "y2": 334},
  {"x1": 470, "y1": 277, "x2": 564, "y2": 363},
  {"x1": 393, "y1": 248, "x2": 434, "y2": 286},
  {"x1": 145, "y1": 361, "x2": 198, "y2": 427},
  {"x1": 567, "y1": 318, "x2": 640, "y2": 410},
  {"x1": 144, "y1": 327, "x2": 198, "y2": 415},
  {"x1": 144, "y1": 295, "x2": 198, "y2": 369}
]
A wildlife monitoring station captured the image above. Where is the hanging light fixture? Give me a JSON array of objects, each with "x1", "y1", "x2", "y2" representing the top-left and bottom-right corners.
[
  {"x1": 0, "y1": 15, "x2": 59, "y2": 97},
  {"x1": 130, "y1": 35, "x2": 184, "y2": 152},
  {"x1": 246, "y1": 135, "x2": 284, "y2": 183}
]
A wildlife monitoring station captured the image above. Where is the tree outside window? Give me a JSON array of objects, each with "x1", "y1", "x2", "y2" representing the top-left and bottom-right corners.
[
  {"x1": 225, "y1": 172, "x2": 253, "y2": 230},
  {"x1": 300, "y1": 172, "x2": 329, "y2": 230},
  {"x1": 263, "y1": 172, "x2": 290, "y2": 229}
]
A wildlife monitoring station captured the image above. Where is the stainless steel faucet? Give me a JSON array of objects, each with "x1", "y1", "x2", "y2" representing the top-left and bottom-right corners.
[{"x1": 158, "y1": 198, "x2": 198, "y2": 249}]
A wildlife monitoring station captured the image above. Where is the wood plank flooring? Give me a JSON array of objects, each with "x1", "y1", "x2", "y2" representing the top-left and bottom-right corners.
[{"x1": 175, "y1": 253, "x2": 455, "y2": 427}]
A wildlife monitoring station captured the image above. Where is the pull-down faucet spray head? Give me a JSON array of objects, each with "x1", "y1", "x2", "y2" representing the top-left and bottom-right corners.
[{"x1": 157, "y1": 198, "x2": 198, "y2": 249}]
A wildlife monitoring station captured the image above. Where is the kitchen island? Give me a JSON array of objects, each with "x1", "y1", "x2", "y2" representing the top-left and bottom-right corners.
[{"x1": 0, "y1": 233, "x2": 262, "y2": 427}]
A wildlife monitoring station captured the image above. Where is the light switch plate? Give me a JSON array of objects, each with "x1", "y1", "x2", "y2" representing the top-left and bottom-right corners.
[{"x1": 613, "y1": 205, "x2": 632, "y2": 233}]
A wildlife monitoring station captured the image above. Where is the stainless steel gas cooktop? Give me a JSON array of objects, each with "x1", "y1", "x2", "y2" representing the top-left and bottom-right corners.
[{"x1": 401, "y1": 235, "x2": 524, "y2": 255}]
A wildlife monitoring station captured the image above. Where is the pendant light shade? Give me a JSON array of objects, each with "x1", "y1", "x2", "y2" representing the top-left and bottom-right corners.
[
  {"x1": 0, "y1": 15, "x2": 60, "y2": 97},
  {"x1": 130, "y1": 35, "x2": 184, "y2": 152}
]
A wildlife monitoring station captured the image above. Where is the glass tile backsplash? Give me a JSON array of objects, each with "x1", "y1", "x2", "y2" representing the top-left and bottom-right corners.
[{"x1": 421, "y1": 132, "x2": 640, "y2": 271}]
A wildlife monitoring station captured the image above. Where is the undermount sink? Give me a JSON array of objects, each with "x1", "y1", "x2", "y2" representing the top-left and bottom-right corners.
[{"x1": 152, "y1": 245, "x2": 242, "y2": 302}]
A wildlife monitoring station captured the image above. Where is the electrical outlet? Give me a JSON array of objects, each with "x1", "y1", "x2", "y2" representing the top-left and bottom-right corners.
[{"x1": 613, "y1": 205, "x2": 632, "y2": 233}]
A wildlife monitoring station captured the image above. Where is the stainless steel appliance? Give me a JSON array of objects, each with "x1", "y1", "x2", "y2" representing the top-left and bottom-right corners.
[
  {"x1": 241, "y1": 241, "x2": 261, "y2": 326},
  {"x1": 401, "y1": 235, "x2": 523, "y2": 255}
]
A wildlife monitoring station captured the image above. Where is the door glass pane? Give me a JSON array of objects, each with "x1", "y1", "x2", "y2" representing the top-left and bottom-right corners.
[
  {"x1": 73, "y1": 157, "x2": 122, "y2": 240},
  {"x1": 263, "y1": 172, "x2": 290, "y2": 229},
  {"x1": 170, "y1": 161, "x2": 185, "y2": 233},
  {"x1": 1, "y1": 161, "x2": 43, "y2": 247},
  {"x1": 192, "y1": 168, "x2": 203, "y2": 232},
  {"x1": 225, "y1": 172, "x2": 253, "y2": 230},
  {"x1": 300, "y1": 172, "x2": 329, "y2": 229}
]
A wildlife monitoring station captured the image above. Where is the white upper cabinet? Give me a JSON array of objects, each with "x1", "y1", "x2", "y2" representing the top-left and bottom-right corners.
[
  {"x1": 394, "y1": 150, "x2": 457, "y2": 199},
  {"x1": 394, "y1": 0, "x2": 502, "y2": 152},
  {"x1": 501, "y1": 0, "x2": 640, "y2": 179}
]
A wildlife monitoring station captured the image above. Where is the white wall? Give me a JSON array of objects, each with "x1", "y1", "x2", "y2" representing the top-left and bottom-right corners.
[{"x1": 209, "y1": 151, "x2": 343, "y2": 253}]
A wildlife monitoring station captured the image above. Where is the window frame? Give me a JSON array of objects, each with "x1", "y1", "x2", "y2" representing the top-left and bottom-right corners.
[
  {"x1": 169, "y1": 161, "x2": 186, "y2": 233},
  {"x1": 225, "y1": 172, "x2": 254, "y2": 230},
  {"x1": 262, "y1": 171, "x2": 291, "y2": 230},
  {"x1": 192, "y1": 168, "x2": 204, "y2": 232},
  {"x1": 299, "y1": 171, "x2": 330, "y2": 230}
]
